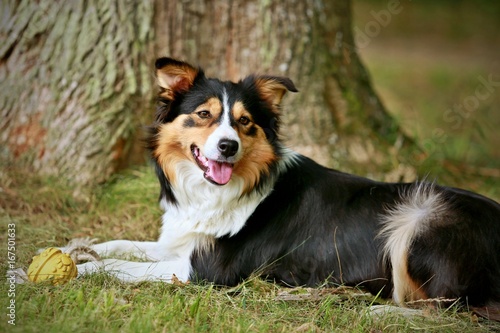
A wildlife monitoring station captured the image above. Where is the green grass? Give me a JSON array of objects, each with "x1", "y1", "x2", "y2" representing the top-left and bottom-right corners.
[
  {"x1": 5, "y1": 280, "x2": 495, "y2": 332},
  {"x1": 1, "y1": 167, "x2": 499, "y2": 332}
]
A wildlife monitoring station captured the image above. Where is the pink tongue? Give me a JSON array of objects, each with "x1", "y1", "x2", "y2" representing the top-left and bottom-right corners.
[{"x1": 206, "y1": 160, "x2": 233, "y2": 185}]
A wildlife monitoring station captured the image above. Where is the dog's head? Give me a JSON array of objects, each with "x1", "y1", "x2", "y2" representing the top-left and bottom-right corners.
[{"x1": 148, "y1": 57, "x2": 297, "y2": 193}]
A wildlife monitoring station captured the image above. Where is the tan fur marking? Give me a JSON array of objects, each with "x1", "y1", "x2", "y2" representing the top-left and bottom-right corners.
[
  {"x1": 154, "y1": 98, "x2": 225, "y2": 185},
  {"x1": 156, "y1": 64, "x2": 198, "y2": 100},
  {"x1": 380, "y1": 183, "x2": 447, "y2": 305},
  {"x1": 231, "y1": 102, "x2": 276, "y2": 193},
  {"x1": 195, "y1": 97, "x2": 222, "y2": 120},
  {"x1": 234, "y1": 138, "x2": 276, "y2": 194},
  {"x1": 155, "y1": 97, "x2": 276, "y2": 194},
  {"x1": 155, "y1": 116, "x2": 217, "y2": 185},
  {"x1": 232, "y1": 101, "x2": 253, "y2": 122},
  {"x1": 392, "y1": 252, "x2": 427, "y2": 304},
  {"x1": 254, "y1": 78, "x2": 289, "y2": 110},
  {"x1": 154, "y1": 120, "x2": 190, "y2": 185},
  {"x1": 407, "y1": 277, "x2": 429, "y2": 302}
]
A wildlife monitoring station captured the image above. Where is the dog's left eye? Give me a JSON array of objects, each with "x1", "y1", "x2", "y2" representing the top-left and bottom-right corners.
[
  {"x1": 239, "y1": 116, "x2": 251, "y2": 125},
  {"x1": 197, "y1": 110, "x2": 212, "y2": 119}
]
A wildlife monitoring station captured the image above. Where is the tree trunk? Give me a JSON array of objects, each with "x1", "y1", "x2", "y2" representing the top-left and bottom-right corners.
[
  {"x1": 0, "y1": 0, "x2": 154, "y2": 195},
  {"x1": 0, "y1": 0, "x2": 417, "y2": 194},
  {"x1": 154, "y1": 0, "x2": 417, "y2": 180}
]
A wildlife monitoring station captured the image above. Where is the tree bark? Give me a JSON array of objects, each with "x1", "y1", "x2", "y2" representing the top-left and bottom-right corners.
[
  {"x1": 0, "y1": 0, "x2": 154, "y2": 194},
  {"x1": 0, "y1": 0, "x2": 417, "y2": 193}
]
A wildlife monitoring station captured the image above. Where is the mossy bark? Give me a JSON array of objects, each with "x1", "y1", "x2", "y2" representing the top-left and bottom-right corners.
[{"x1": 0, "y1": 0, "x2": 154, "y2": 193}]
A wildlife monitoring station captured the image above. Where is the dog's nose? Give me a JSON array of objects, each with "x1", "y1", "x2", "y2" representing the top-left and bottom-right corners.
[{"x1": 218, "y1": 139, "x2": 239, "y2": 158}]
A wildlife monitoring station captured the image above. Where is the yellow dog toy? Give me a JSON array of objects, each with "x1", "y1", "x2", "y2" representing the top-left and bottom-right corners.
[{"x1": 28, "y1": 248, "x2": 77, "y2": 285}]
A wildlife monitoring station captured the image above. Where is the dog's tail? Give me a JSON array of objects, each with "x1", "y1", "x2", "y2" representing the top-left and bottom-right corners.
[{"x1": 379, "y1": 182, "x2": 448, "y2": 304}]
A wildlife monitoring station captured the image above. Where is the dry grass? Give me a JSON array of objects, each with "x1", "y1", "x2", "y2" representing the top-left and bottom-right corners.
[{"x1": 1, "y1": 167, "x2": 499, "y2": 332}]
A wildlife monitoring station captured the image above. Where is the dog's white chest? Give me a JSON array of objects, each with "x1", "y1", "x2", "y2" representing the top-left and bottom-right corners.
[{"x1": 157, "y1": 163, "x2": 272, "y2": 254}]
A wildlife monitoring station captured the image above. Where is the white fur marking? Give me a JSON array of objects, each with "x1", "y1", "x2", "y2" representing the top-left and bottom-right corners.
[
  {"x1": 203, "y1": 89, "x2": 242, "y2": 162},
  {"x1": 81, "y1": 152, "x2": 297, "y2": 283},
  {"x1": 77, "y1": 259, "x2": 190, "y2": 283},
  {"x1": 222, "y1": 89, "x2": 230, "y2": 120},
  {"x1": 379, "y1": 182, "x2": 448, "y2": 304}
]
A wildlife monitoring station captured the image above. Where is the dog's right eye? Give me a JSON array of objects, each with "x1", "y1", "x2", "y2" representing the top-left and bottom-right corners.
[{"x1": 197, "y1": 110, "x2": 212, "y2": 119}]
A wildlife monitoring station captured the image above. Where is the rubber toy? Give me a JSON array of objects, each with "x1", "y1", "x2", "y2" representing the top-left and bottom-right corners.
[{"x1": 27, "y1": 247, "x2": 77, "y2": 285}]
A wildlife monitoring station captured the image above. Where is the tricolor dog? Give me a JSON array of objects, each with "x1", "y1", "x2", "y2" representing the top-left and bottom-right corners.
[{"x1": 76, "y1": 57, "x2": 500, "y2": 319}]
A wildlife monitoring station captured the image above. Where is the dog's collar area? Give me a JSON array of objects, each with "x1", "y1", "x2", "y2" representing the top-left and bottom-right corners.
[{"x1": 191, "y1": 145, "x2": 234, "y2": 185}]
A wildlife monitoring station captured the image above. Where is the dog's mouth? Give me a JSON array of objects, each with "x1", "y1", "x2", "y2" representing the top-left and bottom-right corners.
[{"x1": 191, "y1": 145, "x2": 234, "y2": 185}]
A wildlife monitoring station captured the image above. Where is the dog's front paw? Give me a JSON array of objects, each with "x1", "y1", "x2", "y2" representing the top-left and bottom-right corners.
[
  {"x1": 76, "y1": 260, "x2": 105, "y2": 276},
  {"x1": 6, "y1": 268, "x2": 29, "y2": 284},
  {"x1": 38, "y1": 238, "x2": 100, "y2": 264}
]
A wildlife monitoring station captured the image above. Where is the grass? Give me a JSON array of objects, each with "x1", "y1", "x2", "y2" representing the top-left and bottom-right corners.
[{"x1": 1, "y1": 167, "x2": 500, "y2": 332}]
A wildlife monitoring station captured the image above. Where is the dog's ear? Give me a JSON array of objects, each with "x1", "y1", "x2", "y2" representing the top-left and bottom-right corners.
[
  {"x1": 155, "y1": 57, "x2": 199, "y2": 100},
  {"x1": 254, "y1": 75, "x2": 298, "y2": 109}
]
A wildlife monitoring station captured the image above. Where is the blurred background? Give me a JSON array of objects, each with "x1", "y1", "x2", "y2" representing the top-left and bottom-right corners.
[{"x1": 354, "y1": 0, "x2": 499, "y2": 187}]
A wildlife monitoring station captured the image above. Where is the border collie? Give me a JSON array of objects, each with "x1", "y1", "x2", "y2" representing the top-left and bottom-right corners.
[{"x1": 76, "y1": 57, "x2": 500, "y2": 319}]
